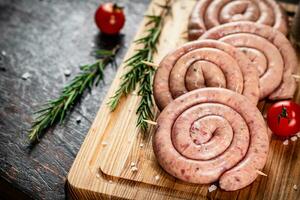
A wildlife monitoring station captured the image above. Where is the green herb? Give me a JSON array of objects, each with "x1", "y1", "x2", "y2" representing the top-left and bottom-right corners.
[
  {"x1": 28, "y1": 46, "x2": 119, "y2": 143},
  {"x1": 108, "y1": 0, "x2": 172, "y2": 134}
]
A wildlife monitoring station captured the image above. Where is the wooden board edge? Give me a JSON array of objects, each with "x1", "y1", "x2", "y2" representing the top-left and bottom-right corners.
[{"x1": 66, "y1": 168, "x2": 209, "y2": 200}]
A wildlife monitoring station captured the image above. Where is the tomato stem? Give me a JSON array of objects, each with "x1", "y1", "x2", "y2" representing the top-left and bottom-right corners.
[
  {"x1": 113, "y1": 3, "x2": 124, "y2": 11},
  {"x1": 277, "y1": 105, "x2": 289, "y2": 125}
]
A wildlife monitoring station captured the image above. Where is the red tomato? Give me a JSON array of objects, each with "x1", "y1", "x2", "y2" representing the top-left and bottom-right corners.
[
  {"x1": 94, "y1": 3, "x2": 125, "y2": 35},
  {"x1": 267, "y1": 101, "x2": 300, "y2": 137}
]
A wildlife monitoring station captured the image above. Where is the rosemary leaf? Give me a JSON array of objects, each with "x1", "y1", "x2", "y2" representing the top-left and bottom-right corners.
[
  {"x1": 28, "y1": 46, "x2": 119, "y2": 143},
  {"x1": 95, "y1": 49, "x2": 114, "y2": 56},
  {"x1": 108, "y1": 0, "x2": 172, "y2": 134}
]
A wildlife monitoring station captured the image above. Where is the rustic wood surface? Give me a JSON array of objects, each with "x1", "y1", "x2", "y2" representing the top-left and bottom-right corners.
[
  {"x1": 67, "y1": 0, "x2": 300, "y2": 200},
  {"x1": 0, "y1": 0, "x2": 150, "y2": 199}
]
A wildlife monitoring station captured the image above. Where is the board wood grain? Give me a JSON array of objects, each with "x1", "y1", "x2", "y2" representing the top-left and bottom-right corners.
[{"x1": 67, "y1": 0, "x2": 300, "y2": 199}]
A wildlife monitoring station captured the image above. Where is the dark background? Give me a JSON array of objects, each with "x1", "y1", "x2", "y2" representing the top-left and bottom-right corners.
[
  {"x1": 0, "y1": 0, "x2": 299, "y2": 200},
  {"x1": 0, "y1": 0, "x2": 149, "y2": 199}
]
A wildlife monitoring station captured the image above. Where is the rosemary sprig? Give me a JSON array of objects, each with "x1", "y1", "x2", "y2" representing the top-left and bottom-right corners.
[
  {"x1": 108, "y1": 0, "x2": 172, "y2": 133},
  {"x1": 28, "y1": 46, "x2": 119, "y2": 143}
]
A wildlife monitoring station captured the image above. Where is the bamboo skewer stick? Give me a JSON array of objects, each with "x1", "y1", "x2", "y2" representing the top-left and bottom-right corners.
[
  {"x1": 143, "y1": 119, "x2": 158, "y2": 125},
  {"x1": 256, "y1": 170, "x2": 268, "y2": 177},
  {"x1": 143, "y1": 96, "x2": 268, "y2": 178},
  {"x1": 144, "y1": 117, "x2": 268, "y2": 177},
  {"x1": 292, "y1": 74, "x2": 300, "y2": 79},
  {"x1": 141, "y1": 60, "x2": 159, "y2": 69}
]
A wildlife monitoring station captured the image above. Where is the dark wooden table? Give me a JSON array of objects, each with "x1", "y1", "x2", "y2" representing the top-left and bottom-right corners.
[{"x1": 0, "y1": 0, "x2": 149, "y2": 199}]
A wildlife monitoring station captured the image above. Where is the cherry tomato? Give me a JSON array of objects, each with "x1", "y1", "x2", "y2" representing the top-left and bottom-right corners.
[
  {"x1": 267, "y1": 101, "x2": 300, "y2": 137},
  {"x1": 94, "y1": 3, "x2": 125, "y2": 35}
]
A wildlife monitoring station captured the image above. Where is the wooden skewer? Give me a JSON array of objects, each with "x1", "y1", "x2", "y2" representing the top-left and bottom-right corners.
[
  {"x1": 144, "y1": 117, "x2": 268, "y2": 176},
  {"x1": 180, "y1": 30, "x2": 188, "y2": 39},
  {"x1": 143, "y1": 119, "x2": 158, "y2": 125},
  {"x1": 235, "y1": 84, "x2": 241, "y2": 93},
  {"x1": 256, "y1": 170, "x2": 268, "y2": 177},
  {"x1": 292, "y1": 74, "x2": 300, "y2": 79},
  {"x1": 141, "y1": 61, "x2": 159, "y2": 69}
]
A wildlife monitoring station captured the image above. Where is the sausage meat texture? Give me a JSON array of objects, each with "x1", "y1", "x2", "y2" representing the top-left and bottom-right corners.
[
  {"x1": 152, "y1": 88, "x2": 269, "y2": 191},
  {"x1": 153, "y1": 39, "x2": 259, "y2": 110},
  {"x1": 188, "y1": 0, "x2": 288, "y2": 40},
  {"x1": 200, "y1": 22, "x2": 298, "y2": 100}
]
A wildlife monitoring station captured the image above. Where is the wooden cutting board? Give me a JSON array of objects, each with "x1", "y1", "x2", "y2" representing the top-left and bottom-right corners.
[{"x1": 67, "y1": 0, "x2": 300, "y2": 199}]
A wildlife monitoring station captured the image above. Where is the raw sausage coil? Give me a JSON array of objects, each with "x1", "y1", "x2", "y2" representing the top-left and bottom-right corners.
[
  {"x1": 200, "y1": 22, "x2": 298, "y2": 100},
  {"x1": 153, "y1": 88, "x2": 269, "y2": 191},
  {"x1": 188, "y1": 0, "x2": 288, "y2": 40},
  {"x1": 153, "y1": 39, "x2": 259, "y2": 110}
]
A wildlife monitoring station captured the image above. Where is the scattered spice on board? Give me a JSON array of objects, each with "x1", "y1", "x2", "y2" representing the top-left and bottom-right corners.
[
  {"x1": 154, "y1": 175, "x2": 160, "y2": 181},
  {"x1": 101, "y1": 141, "x2": 108, "y2": 146},
  {"x1": 131, "y1": 166, "x2": 138, "y2": 172},
  {"x1": 208, "y1": 184, "x2": 217, "y2": 192},
  {"x1": 291, "y1": 136, "x2": 298, "y2": 142},
  {"x1": 293, "y1": 184, "x2": 298, "y2": 190}
]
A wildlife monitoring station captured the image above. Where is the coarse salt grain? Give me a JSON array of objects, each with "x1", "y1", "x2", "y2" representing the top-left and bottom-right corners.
[
  {"x1": 154, "y1": 175, "x2": 160, "y2": 181},
  {"x1": 208, "y1": 184, "x2": 217, "y2": 192},
  {"x1": 297, "y1": 132, "x2": 300, "y2": 138},
  {"x1": 76, "y1": 116, "x2": 82, "y2": 123},
  {"x1": 1, "y1": 51, "x2": 6, "y2": 56},
  {"x1": 283, "y1": 140, "x2": 289, "y2": 145},
  {"x1": 96, "y1": 173, "x2": 100, "y2": 178},
  {"x1": 293, "y1": 185, "x2": 298, "y2": 190},
  {"x1": 291, "y1": 136, "x2": 298, "y2": 142},
  {"x1": 130, "y1": 162, "x2": 136, "y2": 167},
  {"x1": 64, "y1": 69, "x2": 71, "y2": 76},
  {"x1": 21, "y1": 72, "x2": 31, "y2": 80},
  {"x1": 108, "y1": 180, "x2": 113, "y2": 184},
  {"x1": 140, "y1": 144, "x2": 144, "y2": 148},
  {"x1": 131, "y1": 166, "x2": 138, "y2": 172},
  {"x1": 101, "y1": 141, "x2": 108, "y2": 146}
]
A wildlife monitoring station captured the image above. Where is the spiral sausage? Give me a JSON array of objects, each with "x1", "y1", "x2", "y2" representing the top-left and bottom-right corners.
[
  {"x1": 188, "y1": 0, "x2": 288, "y2": 40},
  {"x1": 200, "y1": 22, "x2": 298, "y2": 100},
  {"x1": 153, "y1": 39, "x2": 259, "y2": 110},
  {"x1": 153, "y1": 88, "x2": 269, "y2": 191}
]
